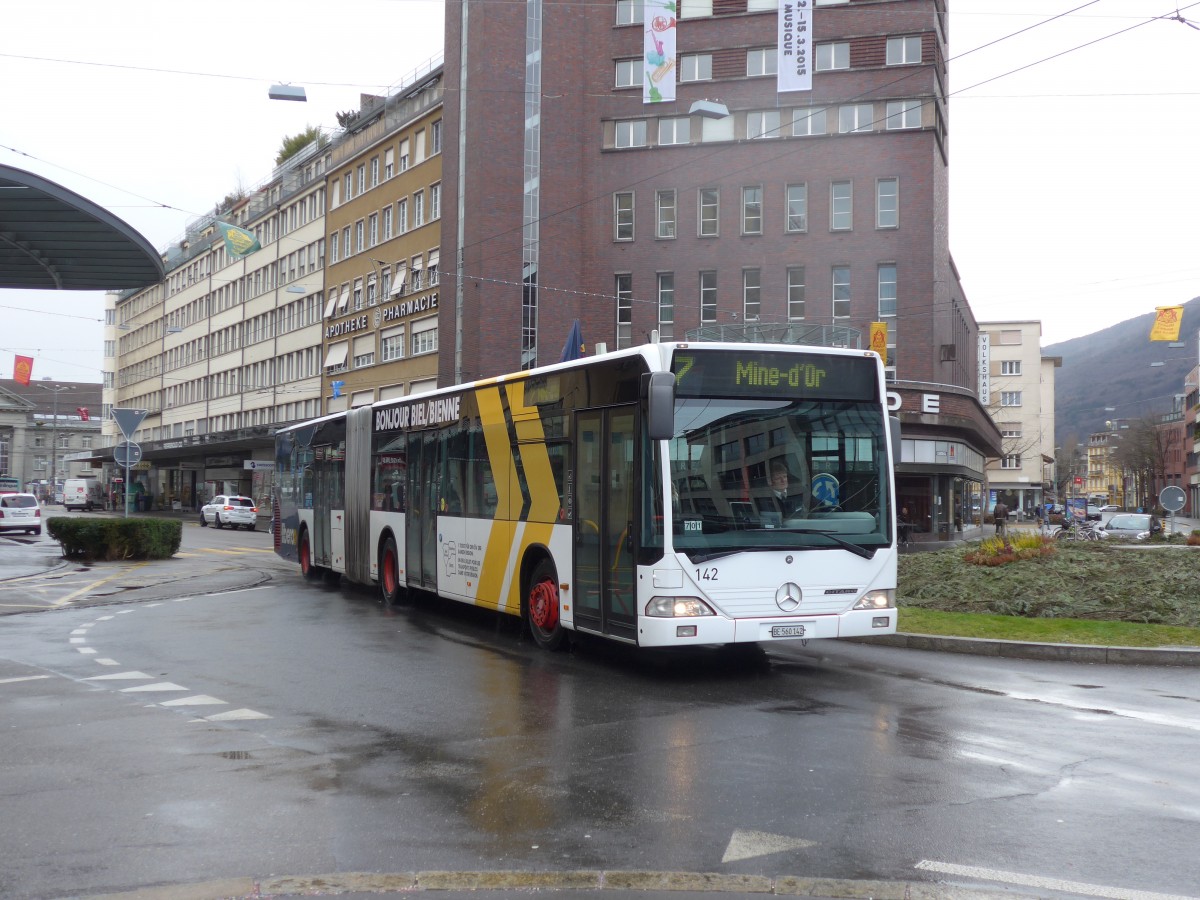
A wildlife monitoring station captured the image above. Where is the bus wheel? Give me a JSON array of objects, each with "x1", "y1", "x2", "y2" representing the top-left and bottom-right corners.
[
  {"x1": 299, "y1": 530, "x2": 322, "y2": 580},
  {"x1": 526, "y1": 559, "x2": 566, "y2": 651},
  {"x1": 379, "y1": 536, "x2": 404, "y2": 606}
]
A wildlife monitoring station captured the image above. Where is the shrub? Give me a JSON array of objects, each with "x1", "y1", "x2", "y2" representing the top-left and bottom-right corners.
[
  {"x1": 46, "y1": 517, "x2": 182, "y2": 560},
  {"x1": 964, "y1": 532, "x2": 1055, "y2": 567}
]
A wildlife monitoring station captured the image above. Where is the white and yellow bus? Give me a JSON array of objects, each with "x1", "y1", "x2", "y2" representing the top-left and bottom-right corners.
[{"x1": 273, "y1": 342, "x2": 898, "y2": 651}]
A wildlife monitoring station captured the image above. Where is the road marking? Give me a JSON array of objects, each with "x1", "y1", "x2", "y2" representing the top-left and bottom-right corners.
[
  {"x1": 0, "y1": 675, "x2": 51, "y2": 684},
  {"x1": 83, "y1": 671, "x2": 152, "y2": 681},
  {"x1": 94, "y1": 658, "x2": 120, "y2": 666},
  {"x1": 160, "y1": 695, "x2": 227, "y2": 707},
  {"x1": 722, "y1": 830, "x2": 816, "y2": 863},
  {"x1": 120, "y1": 682, "x2": 188, "y2": 693},
  {"x1": 76, "y1": 647, "x2": 96, "y2": 655},
  {"x1": 203, "y1": 708, "x2": 271, "y2": 721},
  {"x1": 915, "y1": 860, "x2": 1199, "y2": 900},
  {"x1": 53, "y1": 563, "x2": 150, "y2": 608}
]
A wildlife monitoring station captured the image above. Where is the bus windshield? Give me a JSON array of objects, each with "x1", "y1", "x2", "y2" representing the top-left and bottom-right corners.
[{"x1": 654, "y1": 396, "x2": 891, "y2": 560}]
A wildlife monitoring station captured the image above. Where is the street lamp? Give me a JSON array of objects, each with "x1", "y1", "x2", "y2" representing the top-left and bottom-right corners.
[{"x1": 37, "y1": 383, "x2": 74, "y2": 504}]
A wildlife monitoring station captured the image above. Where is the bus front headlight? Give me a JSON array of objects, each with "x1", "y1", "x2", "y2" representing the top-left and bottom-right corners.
[
  {"x1": 853, "y1": 589, "x2": 895, "y2": 610},
  {"x1": 646, "y1": 596, "x2": 716, "y2": 617}
]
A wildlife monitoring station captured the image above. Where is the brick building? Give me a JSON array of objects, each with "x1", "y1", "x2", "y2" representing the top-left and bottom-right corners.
[{"x1": 440, "y1": 0, "x2": 1000, "y2": 541}]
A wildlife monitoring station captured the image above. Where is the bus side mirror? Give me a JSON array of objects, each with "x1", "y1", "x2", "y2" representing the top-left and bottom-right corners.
[
  {"x1": 889, "y1": 416, "x2": 900, "y2": 453},
  {"x1": 645, "y1": 372, "x2": 675, "y2": 441}
]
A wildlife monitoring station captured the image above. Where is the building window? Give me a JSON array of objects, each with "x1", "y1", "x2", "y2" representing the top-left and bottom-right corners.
[
  {"x1": 657, "y1": 272, "x2": 675, "y2": 339},
  {"x1": 742, "y1": 185, "x2": 763, "y2": 235},
  {"x1": 832, "y1": 266, "x2": 850, "y2": 318},
  {"x1": 370, "y1": 157, "x2": 380, "y2": 188},
  {"x1": 839, "y1": 103, "x2": 874, "y2": 133},
  {"x1": 383, "y1": 206, "x2": 393, "y2": 240},
  {"x1": 887, "y1": 35, "x2": 922, "y2": 65},
  {"x1": 368, "y1": 213, "x2": 378, "y2": 248},
  {"x1": 788, "y1": 266, "x2": 806, "y2": 319},
  {"x1": 342, "y1": 227, "x2": 351, "y2": 259},
  {"x1": 1001, "y1": 454, "x2": 1022, "y2": 469},
  {"x1": 885, "y1": 99, "x2": 922, "y2": 130},
  {"x1": 656, "y1": 190, "x2": 677, "y2": 238},
  {"x1": 431, "y1": 119, "x2": 443, "y2": 154},
  {"x1": 792, "y1": 106, "x2": 827, "y2": 136},
  {"x1": 330, "y1": 232, "x2": 340, "y2": 264},
  {"x1": 699, "y1": 188, "x2": 719, "y2": 236},
  {"x1": 1000, "y1": 423, "x2": 1023, "y2": 438},
  {"x1": 344, "y1": 173, "x2": 353, "y2": 201},
  {"x1": 616, "y1": 273, "x2": 633, "y2": 349},
  {"x1": 1001, "y1": 391, "x2": 1023, "y2": 407},
  {"x1": 399, "y1": 139, "x2": 410, "y2": 172},
  {"x1": 413, "y1": 191, "x2": 425, "y2": 227},
  {"x1": 743, "y1": 269, "x2": 761, "y2": 321},
  {"x1": 1001, "y1": 360, "x2": 1023, "y2": 376},
  {"x1": 353, "y1": 278, "x2": 364, "y2": 310},
  {"x1": 353, "y1": 336, "x2": 375, "y2": 369},
  {"x1": 614, "y1": 191, "x2": 635, "y2": 240},
  {"x1": 815, "y1": 41, "x2": 849, "y2": 71},
  {"x1": 680, "y1": 52, "x2": 712, "y2": 81},
  {"x1": 786, "y1": 183, "x2": 807, "y2": 232},
  {"x1": 616, "y1": 0, "x2": 644, "y2": 24},
  {"x1": 659, "y1": 117, "x2": 691, "y2": 145},
  {"x1": 680, "y1": 0, "x2": 712, "y2": 17},
  {"x1": 700, "y1": 271, "x2": 717, "y2": 323},
  {"x1": 615, "y1": 59, "x2": 639, "y2": 88},
  {"x1": 999, "y1": 329, "x2": 1022, "y2": 345},
  {"x1": 411, "y1": 317, "x2": 438, "y2": 356},
  {"x1": 397, "y1": 198, "x2": 408, "y2": 234},
  {"x1": 876, "y1": 178, "x2": 899, "y2": 229},
  {"x1": 746, "y1": 48, "x2": 777, "y2": 77},
  {"x1": 430, "y1": 183, "x2": 441, "y2": 220},
  {"x1": 381, "y1": 325, "x2": 405, "y2": 362},
  {"x1": 385, "y1": 147, "x2": 394, "y2": 179},
  {"x1": 878, "y1": 265, "x2": 897, "y2": 317},
  {"x1": 615, "y1": 120, "x2": 648, "y2": 148},
  {"x1": 355, "y1": 220, "x2": 365, "y2": 254},
  {"x1": 746, "y1": 109, "x2": 781, "y2": 139},
  {"x1": 830, "y1": 181, "x2": 852, "y2": 231}
]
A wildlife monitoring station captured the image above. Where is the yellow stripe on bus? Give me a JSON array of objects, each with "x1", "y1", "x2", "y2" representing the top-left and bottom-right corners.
[
  {"x1": 477, "y1": 385, "x2": 523, "y2": 609},
  {"x1": 505, "y1": 380, "x2": 558, "y2": 610}
]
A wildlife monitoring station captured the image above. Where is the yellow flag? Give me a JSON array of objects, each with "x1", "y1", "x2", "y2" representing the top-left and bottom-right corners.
[
  {"x1": 1149, "y1": 306, "x2": 1184, "y2": 342},
  {"x1": 869, "y1": 321, "x2": 888, "y2": 362}
]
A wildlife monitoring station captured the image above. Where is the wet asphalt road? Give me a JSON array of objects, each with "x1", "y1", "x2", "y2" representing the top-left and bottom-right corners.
[{"x1": 0, "y1": 520, "x2": 1198, "y2": 900}]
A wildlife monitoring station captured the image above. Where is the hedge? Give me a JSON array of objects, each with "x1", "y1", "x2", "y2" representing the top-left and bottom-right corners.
[{"x1": 46, "y1": 517, "x2": 182, "y2": 561}]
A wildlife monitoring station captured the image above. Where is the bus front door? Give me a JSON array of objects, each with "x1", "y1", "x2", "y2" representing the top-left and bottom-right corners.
[
  {"x1": 312, "y1": 456, "x2": 334, "y2": 567},
  {"x1": 574, "y1": 406, "x2": 637, "y2": 642},
  {"x1": 406, "y1": 432, "x2": 439, "y2": 590}
]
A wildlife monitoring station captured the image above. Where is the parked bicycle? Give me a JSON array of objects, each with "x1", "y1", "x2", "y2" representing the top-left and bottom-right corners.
[{"x1": 1054, "y1": 518, "x2": 1099, "y2": 541}]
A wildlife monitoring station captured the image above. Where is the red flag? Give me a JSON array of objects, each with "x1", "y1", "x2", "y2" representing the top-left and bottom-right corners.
[
  {"x1": 14, "y1": 355, "x2": 33, "y2": 386},
  {"x1": 77, "y1": 407, "x2": 90, "y2": 421}
]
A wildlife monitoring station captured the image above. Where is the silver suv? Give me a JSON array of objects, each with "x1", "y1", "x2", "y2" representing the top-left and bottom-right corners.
[{"x1": 200, "y1": 495, "x2": 258, "y2": 530}]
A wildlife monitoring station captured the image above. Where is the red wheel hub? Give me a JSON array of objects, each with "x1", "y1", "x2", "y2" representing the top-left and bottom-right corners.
[
  {"x1": 528, "y1": 579, "x2": 559, "y2": 630},
  {"x1": 383, "y1": 549, "x2": 397, "y2": 593}
]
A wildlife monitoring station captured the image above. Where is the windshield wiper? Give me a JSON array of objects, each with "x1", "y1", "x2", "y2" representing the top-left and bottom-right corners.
[
  {"x1": 797, "y1": 529, "x2": 876, "y2": 559},
  {"x1": 687, "y1": 545, "x2": 789, "y2": 564}
]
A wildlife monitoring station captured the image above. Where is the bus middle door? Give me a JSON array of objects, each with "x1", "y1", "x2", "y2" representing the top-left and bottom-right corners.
[
  {"x1": 405, "y1": 431, "x2": 439, "y2": 590},
  {"x1": 574, "y1": 406, "x2": 637, "y2": 642}
]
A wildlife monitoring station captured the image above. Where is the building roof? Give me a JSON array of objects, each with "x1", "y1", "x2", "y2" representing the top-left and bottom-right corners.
[{"x1": 0, "y1": 164, "x2": 164, "y2": 290}]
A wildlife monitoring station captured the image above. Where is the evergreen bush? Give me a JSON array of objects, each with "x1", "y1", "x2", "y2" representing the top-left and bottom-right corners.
[{"x1": 46, "y1": 518, "x2": 182, "y2": 560}]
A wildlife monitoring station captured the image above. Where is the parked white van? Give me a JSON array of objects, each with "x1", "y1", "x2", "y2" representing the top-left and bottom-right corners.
[{"x1": 63, "y1": 478, "x2": 105, "y2": 511}]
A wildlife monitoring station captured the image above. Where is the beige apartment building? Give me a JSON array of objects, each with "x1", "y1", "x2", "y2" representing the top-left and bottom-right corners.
[
  {"x1": 321, "y1": 64, "x2": 444, "y2": 410},
  {"x1": 979, "y1": 320, "x2": 1060, "y2": 517}
]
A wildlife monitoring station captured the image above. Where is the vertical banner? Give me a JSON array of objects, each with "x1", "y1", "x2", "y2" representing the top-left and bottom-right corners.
[
  {"x1": 1149, "y1": 305, "x2": 1184, "y2": 341},
  {"x1": 14, "y1": 355, "x2": 34, "y2": 386},
  {"x1": 644, "y1": 0, "x2": 677, "y2": 103},
  {"x1": 869, "y1": 321, "x2": 888, "y2": 363},
  {"x1": 778, "y1": 1, "x2": 812, "y2": 93}
]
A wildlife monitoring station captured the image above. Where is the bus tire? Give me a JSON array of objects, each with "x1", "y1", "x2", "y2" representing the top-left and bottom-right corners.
[
  {"x1": 379, "y1": 535, "x2": 404, "y2": 606},
  {"x1": 299, "y1": 529, "x2": 322, "y2": 580},
  {"x1": 525, "y1": 557, "x2": 567, "y2": 652}
]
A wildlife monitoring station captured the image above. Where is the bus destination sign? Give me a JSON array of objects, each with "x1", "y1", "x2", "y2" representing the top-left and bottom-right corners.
[{"x1": 672, "y1": 350, "x2": 877, "y2": 400}]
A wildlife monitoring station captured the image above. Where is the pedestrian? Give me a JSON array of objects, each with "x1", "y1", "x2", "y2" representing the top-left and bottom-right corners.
[
  {"x1": 1035, "y1": 503, "x2": 1044, "y2": 531},
  {"x1": 992, "y1": 499, "x2": 1009, "y2": 538}
]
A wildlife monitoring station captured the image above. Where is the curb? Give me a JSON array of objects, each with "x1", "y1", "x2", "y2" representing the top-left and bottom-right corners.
[
  {"x1": 83, "y1": 869, "x2": 1023, "y2": 899},
  {"x1": 855, "y1": 633, "x2": 1200, "y2": 667}
]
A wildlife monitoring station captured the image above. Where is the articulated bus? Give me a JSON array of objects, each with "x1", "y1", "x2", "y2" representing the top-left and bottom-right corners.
[{"x1": 273, "y1": 342, "x2": 898, "y2": 651}]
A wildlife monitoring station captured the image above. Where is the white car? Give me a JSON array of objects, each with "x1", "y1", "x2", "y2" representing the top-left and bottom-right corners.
[
  {"x1": 200, "y1": 495, "x2": 258, "y2": 530},
  {"x1": 0, "y1": 493, "x2": 43, "y2": 535}
]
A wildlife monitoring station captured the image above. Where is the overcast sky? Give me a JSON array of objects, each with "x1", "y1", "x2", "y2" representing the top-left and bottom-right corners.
[{"x1": 3, "y1": 0, "x2": 1198, "y2": 384}]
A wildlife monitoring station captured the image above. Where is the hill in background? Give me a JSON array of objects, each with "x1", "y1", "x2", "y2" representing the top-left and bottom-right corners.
[{"x1": 1046, "y1": 297, "x2": 1200, "y2": 447}]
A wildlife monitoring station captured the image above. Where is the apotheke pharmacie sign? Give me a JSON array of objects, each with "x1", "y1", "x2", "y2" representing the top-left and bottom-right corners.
[{"x1": 325, "y1": 293, "x2": 439, "y2": 339}]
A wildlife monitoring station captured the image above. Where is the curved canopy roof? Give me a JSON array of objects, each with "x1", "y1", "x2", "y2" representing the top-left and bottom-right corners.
[{"x1": 0, "y1": 164, "x2": 164, "y2": 290}]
